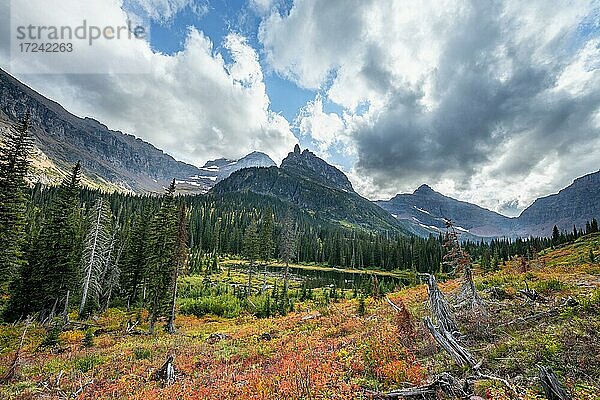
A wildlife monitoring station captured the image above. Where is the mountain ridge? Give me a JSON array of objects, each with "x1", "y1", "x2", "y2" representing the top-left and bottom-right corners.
[
  {"x1": 212, "y1": 146, "x2": 407, "y2": 234},
  {"x1": 377, "y1": 171, "x2": 600, "y2": 238},
  {"x1": 0, "y1": 69, "x2": 276, "y2": 193}
]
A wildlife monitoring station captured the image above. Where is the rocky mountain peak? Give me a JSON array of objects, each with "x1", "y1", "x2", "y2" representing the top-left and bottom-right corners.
[
  {"x1": 414, "y1": 184, "x2": 435, "y2": 195},
  {"x1": 280, "y1": 146, "x2": 354, "y2": 193}
]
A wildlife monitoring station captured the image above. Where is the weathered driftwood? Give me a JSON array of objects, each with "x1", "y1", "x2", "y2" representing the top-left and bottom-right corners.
[
  {"x1": 421, "y1": 274, "x2": 458, "y2": 334},
  {"x1": 366, "y1": 372, "x2": 470, "y2": 399},
  {"x1": 539, "y1": 366, "x2": 571, "y2": 400},
  {"x1": 153, "y1": 355, "x2": 176, "y2": 385},
  {"x1": 423, "y1": 317, "x2": 476, "y2": 368},
  {"x1": 518, "y1": 282, "x2": 546, "y2": 303}
]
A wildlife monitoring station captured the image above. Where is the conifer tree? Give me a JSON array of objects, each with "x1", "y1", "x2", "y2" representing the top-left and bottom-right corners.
[
  {"x1": 147, "y1": 180, "x2": 179, "y2": 334},
  {"x1": 552, "y1": 225, "x2": 561, "y2": 246},
  {"x1": 8, "y1": 162, "x2": 82, "y2": 320},
  {"x1": 279, "y1": 211, "x2": 297, "y2": 293},
  {"x1": 0, "y1": 116, "x2": 33, "y2": 289},
  {"x1": 260, "y1": 209, "x2": 274, "y2": 263},
  {"x1": 166, "y1": 203, "x2": 189, "y2": 334},
  {"x1": 243, "y1": 219, "x2": 260, "y2": 295},
  {"x1": 121, "y1": 207, "x2": 153, "y2": 308}
]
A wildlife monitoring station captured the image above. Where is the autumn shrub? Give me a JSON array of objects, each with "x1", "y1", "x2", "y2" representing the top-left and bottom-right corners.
[{"x1": 179, "y1": 294, "x2": 242, "y2": 318}]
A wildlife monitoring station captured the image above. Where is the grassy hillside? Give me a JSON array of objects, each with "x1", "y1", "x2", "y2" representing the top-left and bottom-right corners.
[{"x1": 1, "y1": 234, "x2": 598, "y2": 399}]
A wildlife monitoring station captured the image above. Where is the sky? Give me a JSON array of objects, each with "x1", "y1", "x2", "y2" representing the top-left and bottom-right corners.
[{"x1": 0, "y1": 0, "x2": 599, "y2": 216}]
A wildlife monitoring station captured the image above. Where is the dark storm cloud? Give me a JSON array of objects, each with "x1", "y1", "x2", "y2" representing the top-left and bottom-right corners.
[{"x1": 353, "y1": 3, "x2": 600, "y2": 191}]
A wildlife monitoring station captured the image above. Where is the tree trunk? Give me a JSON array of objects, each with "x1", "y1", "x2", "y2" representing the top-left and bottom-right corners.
[
  {"x1": 166, "y1": 266, "x2": 179, "y2": 334},
  {"x1": 80, "y1": 198, "x2": 103, "y2": 317}
]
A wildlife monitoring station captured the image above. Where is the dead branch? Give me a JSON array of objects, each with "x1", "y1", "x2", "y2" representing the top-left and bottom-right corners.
[
  {"x1": 365, "y1": 372, "x2": 471, "y2": 399},
  {"x1": 385, "y1": 296, "x2": 403, "y2": 313},
  {"x1": 518, "y1": 282, "x2": 546, "y2": 303},
  {"x1": 423, "y1": 316, "x2": 476, "y2": 367},
  {"x1": 539, "y1": 366, "x2": 571, "y2": 400},
  {"x1": 71, "y1": 379, "x2": 94, "y2": 398},
  {"x1": 498, "y1": 308, "x2": 559, "y2": 328}
]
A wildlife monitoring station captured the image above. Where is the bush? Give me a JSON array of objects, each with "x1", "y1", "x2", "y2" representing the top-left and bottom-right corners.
[
  {"x1": 41, "y1": 324, "x2": 62, "y2": 348},
  {"x1": 82, "y1": 329, "x2": 94, "y2": 348},
  {"x1": 133, "y1": 347, "x2": 152, "y2": 360},
  {"x1": 534, "y1": 278, "x2": 569, "y2": 294},
  {"x1": 179, "y1": 294, "x2": 242, "y2": 318},
  {"x1": 74, "y1": 355, "x2": 103, "y2": 373}
]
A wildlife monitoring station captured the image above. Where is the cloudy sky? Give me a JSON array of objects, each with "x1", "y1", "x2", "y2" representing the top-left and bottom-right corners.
[{"x1": 1, "y1": 0, "x2": 599, "y2": 216}]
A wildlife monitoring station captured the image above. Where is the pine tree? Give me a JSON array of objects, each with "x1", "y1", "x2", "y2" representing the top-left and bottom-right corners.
[
  {"x1": 243, "y1": 219, "x2": 260, "y2": 296},
  {"x1": 0, "y1": 116, "x2": 33, "y2": 290},
  {"x1": 146, "y1": 180, "x2": 179, "y2": 334},
  {"x1": 279, "y1": 211, "x2": 297, "y2": 294},
  {"x1": 260, "y1": 209, "x2": 274, "y2": 263},
  {"x1": 8, "y1": 162, "x2": 83, "y2": 320},
  {"x1": 121, "y1": 207, "x2": 152, "y2": 309},
  {"x1": 552, "y1": 225, "x2": 560, "y2": 246},
  {"x1": 166, "y1": 203, "x2": 189, "y2": 334},
  {"x1": 79, "y1": 197, "x2": 112, "y2": 317},
  {"x1": 591, "y1": 218, "x2": 599, "y2": 234}
]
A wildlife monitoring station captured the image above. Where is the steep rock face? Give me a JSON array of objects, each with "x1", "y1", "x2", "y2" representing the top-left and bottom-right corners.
[
  {"x1": 0, "y1": 69, "x2": 203, "y2": 192},
  {"x1": 280, "y1": 147, "x2": 354, "y2": 193},
  {"x1": 515, "y1": 171, "x2": 600, "y2": 236},
  {"x1": 376, "y1": 185, "x2": 514, "y2": 238},
  {"x1": 211, "y1": 148, "x2": 405, "y2": 234}
]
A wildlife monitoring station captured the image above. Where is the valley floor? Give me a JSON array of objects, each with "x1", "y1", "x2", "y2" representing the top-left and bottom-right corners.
[{"x1": 1, "y1": 234, "x2": 599, "y2": 399}]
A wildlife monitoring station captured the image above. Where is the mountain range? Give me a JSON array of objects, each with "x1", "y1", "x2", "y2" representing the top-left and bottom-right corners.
[
  {"x1": 211, "y1": 145, "x2": 403, "y2": 233},
  {"x1": 0, "y1": 68, "x2": 273, "y2": 193},
  {"x1": 1, "y1": 69, "x2": 598, "y2": 238},
  {"x1": 377, "y1": 171, "x2": 600, "y2": 238}
]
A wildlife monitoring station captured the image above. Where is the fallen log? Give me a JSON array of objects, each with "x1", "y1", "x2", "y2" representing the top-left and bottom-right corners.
[
  {"x1": 423, "y1": 317, "x2": 476, "y2": 368},
  {"x1": 365, "y1": 372, "x2": 470, "y2": 399}
]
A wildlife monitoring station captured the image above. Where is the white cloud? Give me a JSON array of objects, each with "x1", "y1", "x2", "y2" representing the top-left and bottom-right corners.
[
  {"x1": 127, "y1": 0, "x2": 208, "y2": 23},
  {"x1": 296, "y1": 96, "x2": 346, "y2": 150},
  {"x1": 260, "y1": 0, "x2": 600, "y2": 214},
  {"x1": 250, "y1": 0, "x2": 276, "y2": 15},
  {"x1": 1, "y1": 0, "x2": 297, "y2": 165}
]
